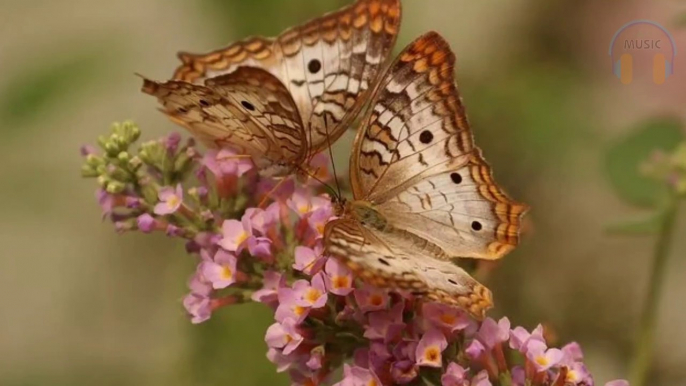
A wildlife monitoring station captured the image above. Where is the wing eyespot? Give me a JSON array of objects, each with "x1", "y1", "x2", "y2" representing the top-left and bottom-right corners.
[
  {"x1": 419, "y1": 130, "x2": 433, "y2": 144},
  {"x1": 471, "y1": 221, "x2": 482, "y2": 231},
  {"x1": 450, "y1": 172, "x2": 462, "y2": 184},
  {"x1": 241, "y1": 100, "x2": 256, "y2": 111},
  {"x1": 308, "y1": 59, "x2": 322, "y2": 74}
]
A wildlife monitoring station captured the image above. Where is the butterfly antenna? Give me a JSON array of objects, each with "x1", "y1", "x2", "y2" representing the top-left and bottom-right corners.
[{"x1": 294, "y1": 164, "x2": 339, "y2": 199}]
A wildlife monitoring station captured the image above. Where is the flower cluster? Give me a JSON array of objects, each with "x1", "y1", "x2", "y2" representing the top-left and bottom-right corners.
[{"x1": 81, "y1": 122, "x2": 628, "y2": 386}]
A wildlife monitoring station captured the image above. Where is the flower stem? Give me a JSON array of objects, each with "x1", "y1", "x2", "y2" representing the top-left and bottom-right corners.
[{"x1": 629, "y1": 197, "x2": 680, "y2": 385}]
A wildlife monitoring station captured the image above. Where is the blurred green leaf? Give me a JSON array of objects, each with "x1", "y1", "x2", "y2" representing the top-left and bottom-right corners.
[
  {"x1": 199, "y1": 0, "x2": 345, "y2": 39},
  {"x1": 606, "y1": 211, "x2": 665, "y2": 236},
  {"x1": 0, "y1": 51, "x2": 108, "y2": 130},
  {"x1": 605, "y1": 117, "x2": 684, "y2": 208},
  {"x1": 675, "y1": 12, "x2": 686, "y2": 28}
]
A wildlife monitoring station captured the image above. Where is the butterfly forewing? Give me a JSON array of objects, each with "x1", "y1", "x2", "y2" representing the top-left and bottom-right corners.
[
  {"x1": 171, "y1": 0, "x2": 402, "y2": 159},
  {"x1": 141, "y1": 67, "x2": 306, "y2": 171}
]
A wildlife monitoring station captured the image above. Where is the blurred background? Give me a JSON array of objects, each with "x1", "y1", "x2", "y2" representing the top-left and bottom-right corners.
[{"x1": 1, "y1": 0, "x2": 685, "y2": 385}]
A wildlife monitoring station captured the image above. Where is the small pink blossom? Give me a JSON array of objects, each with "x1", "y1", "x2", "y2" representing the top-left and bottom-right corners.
[
  {"x1": 199, "y1": 249, "x2": 237, "y2": 289},
  {"x1": 336, "y1": 365, "x2": 381, "y2": 386},
  {"x1": 293, "y1": 245, "x2": 326, "y2": 275},
  {"x1": 293, "y1": 273, "x2": 328, "y2": 309},
  {"x1": 355, "y1": 285, "x2": 390, "y2": 313},
  {"x1": 202, "y1": 148, "x2": 253, "y2": 177},
  {"x1": 182, "y1": 293, "x2": 211, "y2": 324},
  {"x1": 465, "y1": 339, "x2": 486, "y2": 360},
  {"x1": 423, "y1": 303, "x2": 472, "y2": 332},
  {"x1": 219, "y1": 217, "x2": 252, "y2": 252},
  {"x1": 266, "y1": 348, "x2": 292, "y2": 373},
  {"x1": 252, "y1": 271, "x2": 284, "y2": 306},
  {"x1": 477, "y1": 317, "x2": 510, "y2": 349},
  {"x1": 364, "y1": 303, "x2": 405, "y2": 343},
  {"x1": 525, "y1": 340, "x2": 564, "y2": 372},
  {"x1": 136, "y1": 213, "x2": 156, "y2": 233},
  {"x1": 324, "y1": 258, "x2": 353, "y2": 296},
  {"x1": 415, "y1": 329, "x2": 448, "y2": 368},
  {"x1": 391, "y1": 360, "x2": 418, "y2": 384},
  {"x1": 509, "y1": 324, "x2": 544, "y2": 352},
  {"x1": 306, "y1": 346, "x2": 325, "y2": 370},
  {"x1": 287, "y1": 188, "x2": 330, "y2": 217},
  {"x1": 244, "y1": 203, "x2": 280, "y2": 235},
  {"x1": 265, "y1": 318, "x2": 303, "y2": 355},
  {"x1": 154, "y1": 184, "x2": 183, "y2": 215},
  {"x1": 275, "y1": 287, "x2": 310, "y2": 323},
  {"x1": 441, "y1": 362, "x2": 467, "y2": 386},
  {"x1": 247, "y1": 236, "x2": 272, "y2": 261},
  {"x1": 605, "y1": 381, "x2": 629, "y2": 386},
  {"x1": 471, "y1": 370, "x2": 492, "y2": 386}
]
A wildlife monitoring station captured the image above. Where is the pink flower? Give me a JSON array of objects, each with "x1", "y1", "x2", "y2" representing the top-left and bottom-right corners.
[
  {"x1": 565, "y1": 362, "x2": 591, "y2": 385},
  {"x1": 422, "y1": 303, "x2": 472, "y2": 333},
  {"x1": 354, "y1": 285, "x2": 390, "y2": 313},
  {"x1": 203, "y1": 149, "x2": 253, "y2": 177},
  {"x1": 441, "y1": 362, "x2": 467, "y2": 386},
  {"x1": 415, "y1": 329, "x2": 448, "y2": 368},
  {"x1": 509, "y1": 324, "x2": 544, "y2": 352},
  {"x1": 525, "y1": 340, "x2": 564, "y2": 372},
  {"x1": 136, "y1": 213, "x2": 156, "y2": 233},
  {"x1": 287, "y1": 188, "x2": 330, "y2": 217},
  {"x1": 306, "y1": 346, "x2": 325, "y2": 370},
  {"x1": 275, "y1": 287, "x2": 310, "y2": 323},
  {"x1": 266, "y1": 348, "x2": 292, "y2": 373},
  {"x1": 247, "y1": 236, "x2": 272, "y2": 261},
  {"x1": 219, "y1": 217, "x2": 252, "y2": 252},
  {"x1": 244, "y1": 203, "x2": 280, "y2": 235},
  {"x1": 307, "y1": 205, "x2": 333, "y2": 236},
  {"x1": 364, "y1": 303, "x2": 405, "y2": 343},
  {"x1": 183, "y1": 293, "x2": 211, "y2": 324},
  {"x1": 324, "y1": 258, "x2": 353, "y2": 296},
  {"x1": 154, "y1": 184, "x2": 183, "y2": 215},
  {"x1": 336, "y1": 365, "x2": 382, "y2": 386},
  {"x1": 471, "y1": 370, "x2": 492, "y2": 386},
  {"x1": 252, "y1": 271, "x2": 284, "y2": 306},
  {"x1": 199, "y1": 250, "x2": 237, "y2": 289},
  {"x1": 561, "y1": 341, "x2": 584, "y2": 363},
  {"x1": 391, "y1": 360, "x2": 418, "y2": 384},
  {"x1": 265, "y1": 318, "x2": 303, "y2": 355},
  {"x1": 293, "y1": 246, "x2": 326, "y2": 275},
  {"x1": 477, "y1": 317, "x2": 510, "y2": 349},
  {"x1": 293, "y1": 273, "x2": 328, "y2": 309},
  {"x1": 465, "y1": 339, "x2": 486, "y2": 359}
]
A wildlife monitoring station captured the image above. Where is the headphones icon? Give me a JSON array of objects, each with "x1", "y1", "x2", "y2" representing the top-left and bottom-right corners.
[{"x1": 609, "y1": 20, "x2": 677, "y2": 85}]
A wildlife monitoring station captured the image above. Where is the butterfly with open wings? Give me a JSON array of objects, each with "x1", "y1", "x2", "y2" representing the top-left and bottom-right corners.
[
  {"x1": 141, "y1": 0, "x2": 401, "y2": 179},
  {"x1": 323, "y1": 31, "x2": 529, "y2": 319}
]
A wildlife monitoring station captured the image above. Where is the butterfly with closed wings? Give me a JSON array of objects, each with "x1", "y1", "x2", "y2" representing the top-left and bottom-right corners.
[
  {"x1": 323, "y1": 31, "x2": 529, "y2": 320},
  {"x1": 141, "y1": 0, "x2": 401, "y2": 180}
]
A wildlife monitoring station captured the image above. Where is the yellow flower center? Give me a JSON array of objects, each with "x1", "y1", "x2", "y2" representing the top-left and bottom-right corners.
[
  {"x1": 167, "y1": 195, "x2": 180, "y2": 209},
  {"x1": 316, "y1": 223, "x2": 325, "y2": 234},
  {"x1": 439, "y1": 313, "x2": 456, "y2": 325},
  {"x1": 305, "y1": 288, "x2": 322, "y2": 303},
  {"x1": 333, "y1": 275, "x2": 350, "y2": 289},
  {"x1": 298, "y1": 204, "x2": 309, "y2": 215},
  {"x1": 235, "y1": 230, "x2": 249, "y2": 246},
  {"x1": 424, "y1": 347, "x2": 440, "y2": 363},
  {"x1": 535, "y1": 355, "x2": 549, "y2": 367},
  {"x1": 285, "y1": 334, "x2": 293, "y2": 344},
  {"x1": 370, "y1": 295, "x2": 383, "y2": 306},
  {"x1": 566, "y1": 370, "x2": 579, "y2": 382},
  {"x1": 294, "y1": 306, "x2": 306, "y2": 316},
  {"x1": 220, "y1": 266, "x2": 233, "y2": 280},
  {"x1": 367, "y1": 380, "x2": 378, "y2": 386}
]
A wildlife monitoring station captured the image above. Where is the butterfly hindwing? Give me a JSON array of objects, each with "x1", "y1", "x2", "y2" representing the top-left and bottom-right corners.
[{"x1": 141, "y1": 67, "x2": 306, "y2": 171}]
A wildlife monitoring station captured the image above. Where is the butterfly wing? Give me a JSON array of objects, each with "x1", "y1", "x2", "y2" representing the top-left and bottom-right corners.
[
  {"x1": 324, "y1": 218, "x2": 493, "y2": 319},
  {"x1": 141, "y1": 67, "x2": 306, "y2": 170},
  {"x1": 172, "y1": 0, "x2": 402, "y2": 157},
  {"x1": 350, "y1": 31, "x2": 527, "y2": 260}
]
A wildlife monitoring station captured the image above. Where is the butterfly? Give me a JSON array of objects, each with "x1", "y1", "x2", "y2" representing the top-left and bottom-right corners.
[
  {"x1": 141, "y1": 0, "x2": 401, "y2": 178},
  {"x1": 323, "y1": 31, "x2": 528, "y2": 319}
]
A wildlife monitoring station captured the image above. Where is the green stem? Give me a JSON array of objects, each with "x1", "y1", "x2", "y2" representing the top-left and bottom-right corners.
[{"x1": 629, "y1": 198, "x2": 680, "y2": 385}]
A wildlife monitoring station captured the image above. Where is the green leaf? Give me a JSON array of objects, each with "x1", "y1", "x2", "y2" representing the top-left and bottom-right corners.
[
  {"x1": 604, "y1": 116, "x2": 684, "y2": 207},
  {"x1": 605, "y1": 211, "x2": 665, "y2": 236},
  {"x1": 0, "y1": 50, "x2": 109, "y2": 129}
]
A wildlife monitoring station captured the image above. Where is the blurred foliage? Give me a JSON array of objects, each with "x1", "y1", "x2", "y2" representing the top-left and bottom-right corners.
[
  {"x1": 0, "y1": 50, "x2": 114, "y2": 132},
  {"x1": 604, "y1": 117, "x2": 684, "y2": 208}
]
